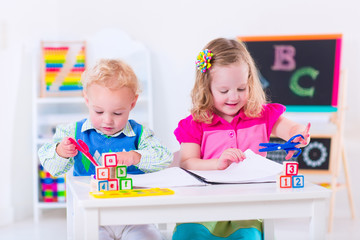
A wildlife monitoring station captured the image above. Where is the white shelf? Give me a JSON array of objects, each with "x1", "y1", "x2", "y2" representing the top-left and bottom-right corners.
[
  {"x1": 32, "y1": 29, "x2": 154, "y2": 221},
  {"x1": 36, "y1": 97, "x2": 84, "y2": 104},
  {"x1": 37, "y1": 113, "x2": 88, "y2": 124},
  {"x1": 36, "y1": 96, "x2": 148, "y2": 104},
  {"x1": 37, "y1": 202, "x2": 66, "y2": 209}
]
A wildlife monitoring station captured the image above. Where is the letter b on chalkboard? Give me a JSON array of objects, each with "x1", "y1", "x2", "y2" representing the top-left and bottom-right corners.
[{"x1": 271, "y1": 45, "x2": 296, "y2": 71}]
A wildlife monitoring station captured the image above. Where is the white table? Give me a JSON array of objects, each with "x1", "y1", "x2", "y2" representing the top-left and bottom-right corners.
[{"x1": 66, "y1": 174, "x2": 331, "y2": 240}]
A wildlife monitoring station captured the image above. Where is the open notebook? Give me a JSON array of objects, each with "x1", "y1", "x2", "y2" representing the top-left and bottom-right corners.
[{"x1": 129, "y1": 149, "x2": 284, "y2": 188}]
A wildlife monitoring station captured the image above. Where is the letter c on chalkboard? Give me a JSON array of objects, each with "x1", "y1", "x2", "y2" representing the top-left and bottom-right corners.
[{"x1": 289, "y1": 66, "x2": 319, "y2": 97}]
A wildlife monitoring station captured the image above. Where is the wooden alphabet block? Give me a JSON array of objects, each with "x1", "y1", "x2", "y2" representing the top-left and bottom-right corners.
[
  {"x1": 292, "y1": 175, "x2": 305, "y2": 188},
  {"x1": 96, "y1": 166, "x2": 110, "y2": 180},
  {"x1": 90, "y1": 178, "x2": 109, "y2": 192},
  {"x1": 277, "y1": 175, "x2": 292, "y2": 188},
  {"x1": 109, "y1": 167, "x2": 116, "y2": 179},
  {"x1": 103, "y1": 153, "x2": 117, "y2": 167},
  {"x1": 116, "y1": 165, "x2": 127, "y2": 178},
  {"x1": 119, "y1": 178, "x2": 133, "y2": 190},
  {"x1": 98, "y1": 180, "x2": 109, "y2": 191},
  {"x1": 284, "y1": 161, "x2": 299, "y2": 175},
  {"x1": 108, "y1": 179, "x2": 119, "y2": 191}
]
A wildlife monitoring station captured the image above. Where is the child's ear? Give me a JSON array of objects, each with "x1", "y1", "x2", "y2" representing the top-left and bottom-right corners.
[
  {"x1": 83, "y1": 90, "x2": 89, "y2": 106},
  {"x1": 130, "y1": 94, "x2": 139, "y2": 110}
]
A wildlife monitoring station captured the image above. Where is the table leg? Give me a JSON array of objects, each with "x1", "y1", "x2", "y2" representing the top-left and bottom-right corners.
[
  {"x1": 66, "y1": 185, "x2": 74, "y2": 240},
  {"x1": 263, "y1": 219, "x2": 275, "y2": 240},
  {"x1": 310, "y1": 199, "x2": 328, "y2": 240},
  {"x1": 84, "y1": 208, "x2": 99, "y2": 240}
]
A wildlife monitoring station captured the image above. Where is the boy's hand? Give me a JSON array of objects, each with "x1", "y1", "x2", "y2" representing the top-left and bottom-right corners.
[
  {"x1": 116, "y1": 151, "x2": 141, "y2": 166},
  {"x1": 285, "y1": 122, "x2": 311, "y2": 160},
  {"x1": 56, "y1": 137, "x2": 78, "y2": 158},
  {"x1": 217, "y1": 148, "x2": 245, "y2": 170}
]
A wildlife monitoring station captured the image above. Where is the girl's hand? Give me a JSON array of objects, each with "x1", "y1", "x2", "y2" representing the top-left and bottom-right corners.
[
  {"x1": 285, "y1": 122, "x2": 311, "y2": 160},
  {"x1": 217, "y1": 148, "x2": 246, "y2": 170},
  {"x1": 116, "y1": 151, "x2": 141, "y2": 166},
  {"x1": 56, "y1": 137, "x2": 78, "y2": 158}
]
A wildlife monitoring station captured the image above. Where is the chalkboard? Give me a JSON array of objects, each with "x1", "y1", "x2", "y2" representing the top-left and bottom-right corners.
[
  {"x1": 266, "y1": 137, "x2": 332, "y2": 173},
  {"x1": 238, "y1": 35, "x2": 342, "y2": 112}
]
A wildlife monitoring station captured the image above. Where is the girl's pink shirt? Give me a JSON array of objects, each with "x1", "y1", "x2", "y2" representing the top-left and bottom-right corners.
[{"x1": 174, "y1": 103, "x2": 285, "y2": 159}]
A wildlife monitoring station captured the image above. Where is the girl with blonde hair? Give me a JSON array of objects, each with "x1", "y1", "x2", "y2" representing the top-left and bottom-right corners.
[{"x1": 173, "y1": 38, "x2": 310, "y2": 239}]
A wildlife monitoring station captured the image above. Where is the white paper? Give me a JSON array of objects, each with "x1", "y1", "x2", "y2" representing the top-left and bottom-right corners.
[
  {"x1": 189, "y1": 149, "x2": 283, "y2": 183},
  {"x1": 129, "y1": 167, "x2": 206, "y2": 188},
  {"x1": 130, "y1": 149, "x2": 283, "y2": 188}
]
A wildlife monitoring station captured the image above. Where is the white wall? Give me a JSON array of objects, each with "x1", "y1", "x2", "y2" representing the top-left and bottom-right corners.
[{"x1": 1, "y1": 0, "x2": 359, "y2": 221}]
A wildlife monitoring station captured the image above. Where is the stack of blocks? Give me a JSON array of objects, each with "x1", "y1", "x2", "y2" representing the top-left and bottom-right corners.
[
  {"x1": 90, "y1": 153, "x2": 133, "y2": 192},
  {"x1": 39, "y1": 165, "x2": 66, "y2": 202},
  {"x1": 277, "y1": 161, "x2": 305, "y2": 188}
]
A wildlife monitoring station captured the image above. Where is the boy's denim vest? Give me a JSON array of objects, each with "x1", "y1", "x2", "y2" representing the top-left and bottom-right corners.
[{"x1": 73, "y1": 119, "x2": 144, "y2": 176}]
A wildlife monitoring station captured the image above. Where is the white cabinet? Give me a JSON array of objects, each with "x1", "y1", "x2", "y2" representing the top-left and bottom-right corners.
[
  {"x1": 32, "y1": 97, "x2": 88, "y2": 221},
  {"x1": 32, "y1": 29, "x2": 153, "y2": 221}
]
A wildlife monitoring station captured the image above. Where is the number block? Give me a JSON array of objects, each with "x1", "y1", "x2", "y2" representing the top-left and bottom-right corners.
[
  {"x1": 108, "y1": 179, "x2": 119, "y2": 191},
  {"x1": 119, "y1": 178, "x2": 133, "y2": 190},
  {"x1": 96, "y1": 166, "x2": 110, "y2": 180},
  {"x1": 103, "y1": 153, "x2": 117, "y2": 167},
  {"x1": 116, "y1": 165, "x2": 127, "y2": 178},
  {"x1": 292, "y1": 175, "x2": 305, "y2": 188},
  {"x1": 284, "y1": 161, "x2": 299, "y2": 175},
  {"x1": 277, "y1": 175, "x2": 292, "y2": 188}
]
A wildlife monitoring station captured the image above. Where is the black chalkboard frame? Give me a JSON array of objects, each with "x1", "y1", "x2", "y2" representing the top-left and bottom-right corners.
[{"x1": 238, "y1": 34, "x2": 342, "y2": 113}]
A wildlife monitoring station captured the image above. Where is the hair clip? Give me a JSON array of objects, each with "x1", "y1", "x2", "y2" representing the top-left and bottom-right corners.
[{"x1": 195, "y1": 49, "x2": 213, "y2": 73}]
